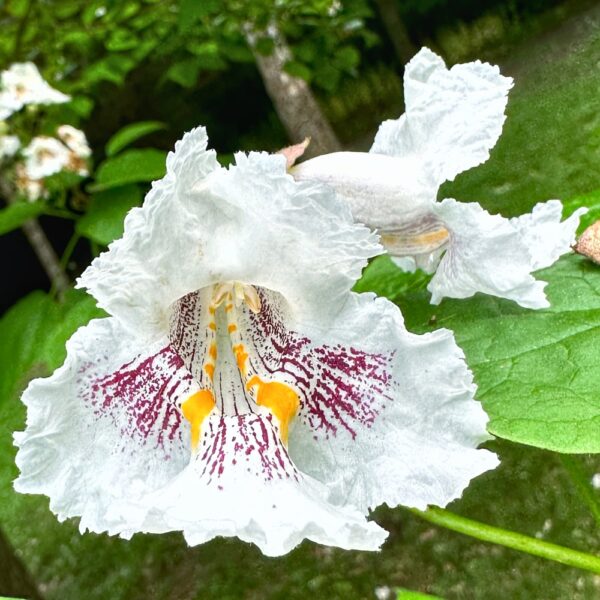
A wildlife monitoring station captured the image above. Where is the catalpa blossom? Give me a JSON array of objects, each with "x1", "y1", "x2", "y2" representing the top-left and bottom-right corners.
[
  {"x1": 0, "y1": 62, "x2": 70, "y2": 120},
  {"x1": 23, "y1": 136, "x2": 73, "y2": 179},
  {"x1": 292, "y1": 48, "x2": 585, "y2": 309},
  {"x1": 22, "y1": 129, "x2": 90, "y2": 180},
  {"x1": 0, "y1": 135, "x2": 20, "y2": 160},
  {"x1": 57, "y1": 124, "x2": 92, "y2": 159},
  {"x1": 15, "y1": 127, "x2": 497, "y2": 556}
]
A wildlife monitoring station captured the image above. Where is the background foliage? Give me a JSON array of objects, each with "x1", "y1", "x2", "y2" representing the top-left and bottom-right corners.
[{"x1": 1, "y1": 0, "x2": 600, "y2": 598}]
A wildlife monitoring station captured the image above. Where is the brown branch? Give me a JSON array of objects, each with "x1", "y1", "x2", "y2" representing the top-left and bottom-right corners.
[
  {"x1": 0, "y1": 177, "x2": 70, "y2": 298},
  {"x1": 245, "y1": 23, "x2": 342, "y2": 158}
]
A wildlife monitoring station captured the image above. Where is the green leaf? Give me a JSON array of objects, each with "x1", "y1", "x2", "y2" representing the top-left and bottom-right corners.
[
  {"x1": 77, "y1": 185, "x2": 142, "y2": 245},
  {"x1": 106, "y1": 28, "x2": 139, "y2": 52},
  {"x1": 0, "y1": 202, "x2": 46, "y2": 236},
  {"x1": 283, "y1": 60, "x2": 312, "y2": 82},
  {"x1": 166, "y1": 58, "x2": 200, "y2": 88},
  {"x1": 255, "y1": 36, "x2": 275, "y2": 56},
  {"x1": 358, "y1": 254, "x2": 600, "y2": 453},
  {"x1": 564, "y1": 187, "x2": 600, "y2": 232},
  {"x1": 105, "y1": 121, "x2": 166, "y2": 157},
  {"x1": 397, "y1": 589, "x2": 445, "y2": 600},
  {"x1": 178, "y1": 0, "x2": 219, "y2": 29},
  {"x1": 90, "y1": 149, "x2": 166, "y2": 191},
  {"x1": 0, "y1": 290, "x2": 103, "y2": 405}
]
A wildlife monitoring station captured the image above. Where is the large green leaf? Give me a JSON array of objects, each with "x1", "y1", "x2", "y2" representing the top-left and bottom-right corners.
[
  {"x1": 358, "y1": 254, "x2": 600, "y2": 453},
  {"x1": 0, "y1": 202, "x2": 46, "y2": 236},
  {"x1": 76, "y1": 185, "x2": 142, "y2": 245},
  {"x1": 397, "y1": 589, "x2": 444, "y2": 600},
  {"x1": 90, "y1": 149, "x2": 166, "y2": 191},
  {"x1": 105, "y1": 121, "x2": 166, "y2": 157},
  {"x1": 564, "y1": 187, "x2": 600, "y2": 232},
  {"x1": 0, "y1": 290, "x2": 104, "y2": 405}
]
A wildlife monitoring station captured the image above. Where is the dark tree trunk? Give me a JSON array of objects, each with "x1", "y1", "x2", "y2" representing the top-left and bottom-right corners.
[
  {"x1": 0, "y1": 527, "x2": 43, "y2": 600},
  {"x1": 374, "y1": 0, "x2": 417, "y2": 65},
  {"x1": 245, "y1": 25, "x2": 341, "y2": 158}
]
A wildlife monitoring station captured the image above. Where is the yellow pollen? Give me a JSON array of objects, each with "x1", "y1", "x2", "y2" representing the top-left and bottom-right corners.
[
  {"x1": 233, "y1": 344, "x2": 249, "y2": 375},
  {"x1": 204, "y1": 363, "x2": 215, "y2": 381},
  {"x1": 209, "y1": 306, "x2": 216, "y2": 315},
  {"x1": 208, "y1": 322, "x2": 216, "y2": 331},
  {"x1": 209, "y1": 342, "x2": 217, "y2": 361},
  {"x1": 228, "y1": 324, "x2": 237, "y2": 333},
  {"x1": 225, "y1": 303, "x2": 233, "y2": 311},
  {"x1": 246, "y1": 375, "x2": 299, "y2": 445},
  {"x1": 181, "y1": 389, "x2": 215, "y2": 451}
]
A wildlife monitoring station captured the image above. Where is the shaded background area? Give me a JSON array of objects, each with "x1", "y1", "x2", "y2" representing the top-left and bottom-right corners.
[{"x1": 1, "y1": 1, "x2": 600, "y2": 598}]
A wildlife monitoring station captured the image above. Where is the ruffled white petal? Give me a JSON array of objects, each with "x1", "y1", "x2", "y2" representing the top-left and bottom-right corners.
[
  {"x1": 78, "y1": 127, "x2": 380, "y2": 340},
  {"x1": 15, "y1": 313, "x2": 387, "y2": 555},
  {"x1": 371, "y1": 47, "x2": 512, "y2": 187},
  {"x1": 141, "y1": 413, "x2": 387, "y2": 556},
  {"x1": 428, "y1": 199, "x2": 585, "y2": 308},
  {"x1": 510, "y1": 200, "x2": 586, "y2": 271},
  {"x1": 231, "y1": 288, "x2": 497, "y2": 513},
  {"x1": 14, "y1": 317, "x2": 194, "y2": 535}
]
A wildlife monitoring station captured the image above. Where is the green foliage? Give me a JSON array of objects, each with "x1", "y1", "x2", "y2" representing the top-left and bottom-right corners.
[
  {"x1": 76, "y1": 185, "x2": 142, "y2": 245},
  {"x1": 359, "y1": 254, "x2": 600, "y2": 453},
  {"x1": 397, "y1": 589, "x2": 444, "y2": 600},
  {"x1": 105, "y1": 121, "x2": 167, "y2": 157},
  {"x1": 90, "y1": 148, "x2": 167, "y2": 191},
  {"x1": 0, "y1": 290, "x2": 103, "y2": 406},
  {"x1": 564, "y1": 188, "x2": 600, "y2": 232},
  {"x1": 166, "y1": 58, "x2": 201, "y2": 88},
  {"x1": 0, "y1": 202, "x2": 46, "y2": 235}
]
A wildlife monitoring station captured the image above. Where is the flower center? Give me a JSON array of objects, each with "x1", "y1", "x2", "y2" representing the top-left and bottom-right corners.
[{"x1": 178, "y1": 282, "x2": 300, "y2": 453}]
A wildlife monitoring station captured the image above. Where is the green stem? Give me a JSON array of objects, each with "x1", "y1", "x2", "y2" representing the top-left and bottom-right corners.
[
  {"x1": 49, "y1": 233, "x2": 79, "y2": 300},
  {"x1": 409, "y1": 507, "x2": 600, "y2": 574},
  {"x1": 560, "y1": 455, "x2": 600, "y2": 528},
  {"x1": 59, "y1": 232, "x2": 80, "y2": 270}
]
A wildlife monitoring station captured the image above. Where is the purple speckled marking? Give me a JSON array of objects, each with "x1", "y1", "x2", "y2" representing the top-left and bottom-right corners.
[
  {"x1": 195, "y1": 414, "x2": 298, "y2": 485},
  {"x1": 80, "y1": 284, "x2": 394, "y2": 485},
  {"x1": 83, "y1": 345, "x2": 189, "y2": 450},
  {"x1": 244, "y1": 289, "x2": 394, "y2": 439}
]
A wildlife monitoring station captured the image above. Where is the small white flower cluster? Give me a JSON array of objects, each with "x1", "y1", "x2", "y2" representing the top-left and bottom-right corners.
[
  {"x1": 0, "y1": 62, "x2": 70, "y2": 120},
  {"x1": 0, "y1": 62, "x2": 90, "y2": 201}
]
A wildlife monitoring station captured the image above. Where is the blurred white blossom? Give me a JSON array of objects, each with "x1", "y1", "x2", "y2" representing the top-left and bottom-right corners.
[
  {"x1": 23, "y1": 136, "x2": 72, "y2": 179},
  {"x1": 0, "y1": 62, "x2": 70, "y2": 120},
  {"x1": 0, "y1": 135, "x2": 20, "y2": 160},
  {"x1": 58, "y1": 124, "x2": 91, "y2": 159}
]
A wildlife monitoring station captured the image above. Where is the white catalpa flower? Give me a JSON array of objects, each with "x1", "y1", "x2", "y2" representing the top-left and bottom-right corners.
[
  {"x1": 15, "y1": 163, "x2": 46, "y2": 201},
  {"x1": 0, "y1": 135, "x2": 20, "y2": 160},
  {"x1": 57, "y1": 124, "x2": 91, "y2": 159},
  {"x1": 23, "y1": 131, "x2": 89, "y2": 180},
  {"x1": 15, "y1": 127, "x2": 497, "y2": 556},
  {"x1": 291, "y1": 47, "x2": 586, "y2": 309},
  {"x1": 22, "y1": 136, "x2": 72, "y2": 179},
  {"x1": 0, "y1": 62, "x2": 70, "y2": 120}
]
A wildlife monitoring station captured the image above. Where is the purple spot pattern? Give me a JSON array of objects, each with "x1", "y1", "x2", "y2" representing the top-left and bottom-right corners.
[
  {"x1": 80, "y1": 285, "x2": 393, "y2": 484},
  {"x1": 82, "y1": 345, "x2": 190, "y2": 453},
  {"x1": 169, "y1": 290, "x2": 209, "y2": 383},
  {"x1": 241, "y1": 289, "x2": 395, "y2": 439},
  {"x1": 194, "y1": 413, "x2": 298, "y2": 485}
]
